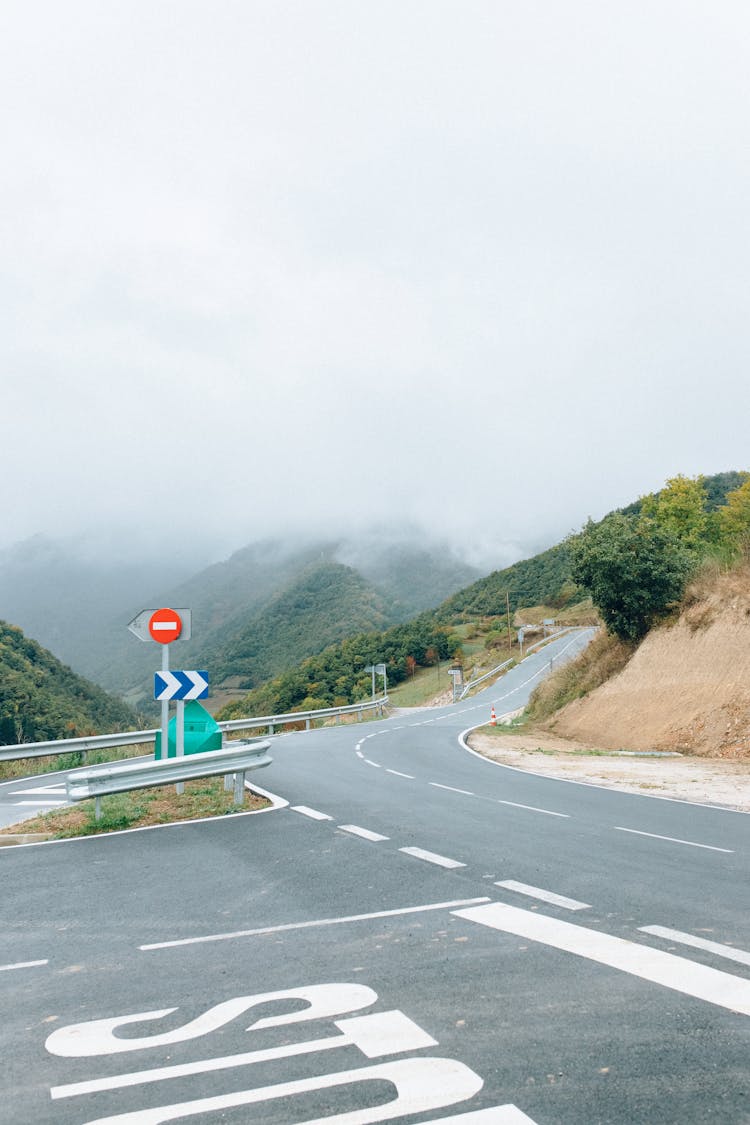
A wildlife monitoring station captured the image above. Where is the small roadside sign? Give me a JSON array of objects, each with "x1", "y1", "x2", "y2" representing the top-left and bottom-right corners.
[
  {"x1": 149, "y1": 608, "x2": 183, "y2": 644},
  {"x1": 127, "y1": 608, "x2": 192, "y2": 643},
  {"x1": 154, "y1": 670, "x2": 209, "y2": 701}
]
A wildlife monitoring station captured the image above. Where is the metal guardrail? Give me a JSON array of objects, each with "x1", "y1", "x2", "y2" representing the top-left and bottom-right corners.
[
  {"x1": 0, "y1": 696, "x2": 389, "y2": 763},
  {"x1": 459, "y1": 658, "x2": 514, "y2": 700},
  {"x1": 66, "y1": 739, "x2": 272, "y2": 819}
]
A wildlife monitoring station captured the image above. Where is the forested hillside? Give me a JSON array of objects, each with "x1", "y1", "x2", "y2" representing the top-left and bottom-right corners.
[
  {"x1": 208, "y1": 561, "x2": 393, "y2": 688},
  {"x1": 0, "y1": 621, "x2": 140, "y2": 745}
]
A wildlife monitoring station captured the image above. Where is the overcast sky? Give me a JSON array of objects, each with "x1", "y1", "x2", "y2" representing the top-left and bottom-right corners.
[{"x1": 3, "y1": 1, "x2": 749, "y2": 570}]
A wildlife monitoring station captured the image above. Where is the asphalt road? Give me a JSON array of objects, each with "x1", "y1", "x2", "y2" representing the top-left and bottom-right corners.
[{"x1": 2, "y1": 629, "x2": 749, "y2": 1124}]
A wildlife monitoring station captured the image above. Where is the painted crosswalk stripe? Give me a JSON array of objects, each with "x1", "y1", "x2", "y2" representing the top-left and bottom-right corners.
[
  {"x1": 399, "y1": 847, "x2": 466, "y2": 869},
  {"x1": 15, "y1": 800, "x2": 68, "y2": 806},
  {"x1": 338, "y1": 825, "x2": 390, "y2": 842},
  {"x1": 640, "y1": 925, "x2": 750, "y2": 968},
  {"x1": 614, "y1": 826, "x2": 733, "y2": 853},
  {"x1": 10, "y1": 786, "x2": 65, "y2": 795},
  {"x1": 495, "y1": 880, "x2": 590, "y2": 911},
  {"x1": 453, "y1": 902, "x2": 750, "y2": 1016},
  {"x1": 290, "y1": 806, "x2": 333, "y2": 821}
]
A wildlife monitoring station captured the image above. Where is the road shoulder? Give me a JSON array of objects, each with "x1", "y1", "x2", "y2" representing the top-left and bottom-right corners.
[{"x1": 467, "y1": 729, "x2": 750, "y2": 811}]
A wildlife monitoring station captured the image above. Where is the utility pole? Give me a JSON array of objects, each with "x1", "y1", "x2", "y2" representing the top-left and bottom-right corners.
[{"x1": 506, "y1": 591, "x2": 512, "y2": 652}]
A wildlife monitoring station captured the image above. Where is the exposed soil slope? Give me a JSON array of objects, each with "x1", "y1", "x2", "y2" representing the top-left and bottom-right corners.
[{"x1": 546, "y1": 566, "x2": 750, "y2": 759}]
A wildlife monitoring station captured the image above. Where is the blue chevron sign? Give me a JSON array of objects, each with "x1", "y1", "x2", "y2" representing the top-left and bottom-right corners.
[{"x1": 154, "y1": 670, "x2": 209, "y2": 701}]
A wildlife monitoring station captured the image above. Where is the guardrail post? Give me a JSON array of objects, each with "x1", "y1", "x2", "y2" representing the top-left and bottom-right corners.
[
  {"x1": 223, "y1": 774, "x2": 233, "y2": 791},
  {"x1": 233, "y1": 772, "x2": 245, "y2": 805},
  {"x1": 268, "y1": 723, "x2": 274, "y2": 735},
  {"x1": 306, "y1": 718, "x2": 311, "y2": 731},
  {"x1": 95, "y1": 796, "x2": 102, "y2": 821},
  {"x1": 336, "y1": 713, "x2": 341, "y2": 725}
]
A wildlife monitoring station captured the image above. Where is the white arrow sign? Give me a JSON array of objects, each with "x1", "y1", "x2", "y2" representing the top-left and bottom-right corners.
[{"x1": 154, "y1": 670, "x2": 209, "y2": 701}]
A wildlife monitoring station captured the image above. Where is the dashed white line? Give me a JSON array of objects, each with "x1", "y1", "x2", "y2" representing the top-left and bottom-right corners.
[
  {"x1": 363, "y1": 759, "x2": 381, "y2": 768},
  {"x1": 338, "y1": 825, "x2": 390, "y2": 842},
  {"x1": 399, "y1": 847, "x2": 466, "y2": 870},
  {"x1": 498, "y1": 800, "x2": 569, "y2": 818},
  {"x1": 290, "y1": 806, "x2": 333, "y2": 821},
  {"x1": 453, "y1": 901, "x2": 750, "y2": 1016},
  {"x1": 639, "y1": 926, "x2": 750, "y2": 967},
  {"x1": 10, "y1": 786, "x2": 66, "y2": 795},
  {"x1": 0, "y1": 959, "x2": 49, "y2": 972},
  {"x1": 614, "y1": 827, "x2": 733, "y2": 853},
  {"x1": 140, "y1": 897, "x2": 492, "y2": 950},
  {"x1": 386, "y1": 769, "x2": 415, "y2": 779},
  {"x1": 355, "y1": 751, "x2": 364, "y2": 759},
  {"x1": 430, "y1": 783, "x2": 475, "y2": 796},
  {"x1": 495, "y1": 880, "x2": 590, "y2": 911}
]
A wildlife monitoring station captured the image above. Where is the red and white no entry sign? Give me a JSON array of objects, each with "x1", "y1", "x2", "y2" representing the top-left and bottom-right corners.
[{"x1": 148, "y1": 608, "x2": 183, "y2": 644}]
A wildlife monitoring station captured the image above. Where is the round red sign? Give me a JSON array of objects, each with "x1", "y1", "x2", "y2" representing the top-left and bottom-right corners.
[{"x1": 148, "y1": 608, "x2": 182, "y2": 644}]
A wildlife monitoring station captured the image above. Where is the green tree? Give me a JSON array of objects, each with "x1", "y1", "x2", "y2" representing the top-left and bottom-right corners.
[
  {"x1": 640, "y1": 475, "x2": 709, "y2": 551},
  {"x1": 570, "y1": 514, "x2": 693, "y2": 642},
  {"x1": 714, "y1": 478, "x2": 750, "y2": 552}
]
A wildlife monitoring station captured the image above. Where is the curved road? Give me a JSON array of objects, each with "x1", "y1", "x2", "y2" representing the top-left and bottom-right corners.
[{"x1": 2, "y1": 629, "x2": 748, "y2": 1123}]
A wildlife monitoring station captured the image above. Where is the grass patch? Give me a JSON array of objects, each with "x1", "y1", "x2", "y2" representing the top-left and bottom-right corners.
[
  {"x1": 524, "y1": 630, "x2": 633, "y2": 724},
  {"x1": 388, "y1": 664, "x2": 448, "y2": 706},
  {"x1": 0, "y1": 778, "x2": 270, "y2": 840},
  {"x1": 0, "y1": 742, "x2": 154, "y2": 781}
]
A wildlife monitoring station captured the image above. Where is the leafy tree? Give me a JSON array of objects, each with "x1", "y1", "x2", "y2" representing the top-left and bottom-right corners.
[
  {"x1": 714, "y1": 478, "x2": 750, "y2": 551},
  {"x1": 640, "y1": 475, "x2": 709, "y2": 551},
  {"x1": 570, "y1": 514, "x2": 694, "y2": 642}
]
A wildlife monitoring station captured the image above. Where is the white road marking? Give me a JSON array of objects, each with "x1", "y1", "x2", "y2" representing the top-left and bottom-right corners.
[
  {"x1": 495, "y1": 880, "x2": 590, "y2": 911},
  {"x1": 14, "y1": 799, "x2": 68, "y2": 806},
  {"x1": 399, "y1": 847, "x2": 466, "y2": 870},
  {"x1": 0, "y1": 959, "x2": 49, "y2": 972},
  {"x1": 356, "y1": 750, "x2": 364, "y2": 758},
  {"x1": 139, "y1": 898, "x2": 491, "y2": 950},
  {"x1": 614, "y1": 827, "x2": 733, "y2": 853},
  {"x1": 430, "y1": 783, "x2": 475, "y2": 796},
  {"x1": 9, "y1": 785, "x2": 65, "y2": 795},
  {"x1": 640, "y1": 926, "x2": 750, "y2": 968},
  {"x1": 453, "y1": 902, "x2": 750, "y2": 1017},
  {"x1": 73, "y1": 1057, "x2": 484, "y2": 1125},
  {"x1": 338, "y1": 825, "x2": 390, "y2": 842},
  {"x1": 498, "y1": 800, "x2": 569, "y2": 818},
  {"x1": 290, "y1": 806, "x2": 333, "y2": 821},
  {"x1": 363, "y1": 759, "x2": 381, "y2": 768},
  {"x1": 387, "y1": 769, "x2": 415, "y2": 779},
  {"x1": 424, "y1": 1108, "x2": 538, "y2": 1123},
  {"x1": 47, "y1": 984, "x2": 380, "y2": 1057},
  {"x1": 51, "y1": 1010, "x2": 436, "y2": 1098}
]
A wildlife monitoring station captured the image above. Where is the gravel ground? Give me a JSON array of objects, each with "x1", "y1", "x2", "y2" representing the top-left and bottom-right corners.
[{"x1": 467, "y1": 730, "x2": 750, "y2": 812}]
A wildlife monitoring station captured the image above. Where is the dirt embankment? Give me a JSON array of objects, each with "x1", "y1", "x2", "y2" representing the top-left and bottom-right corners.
[{"x1": 544, "y1": 567, "x2": 750, "y2": 760}]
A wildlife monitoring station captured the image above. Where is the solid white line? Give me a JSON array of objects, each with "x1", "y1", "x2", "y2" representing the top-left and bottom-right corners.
[
  {"x1": 430, "y1": 783, "x2": 475, "y2": 796},
  {"x1": 453, "y1": 902, "x2": 750, "y2": 1016},
  {"x1": 0, "y1": 959, "x2": 49, "y2": 972},
  {"x1": 290, "y1": 806, "x2": 333, "y2": 821},
  {"x1": 15, "y1": 800, "x2": 68, "y2": 806},
  {"x1": 140, "y1": 898, "x2": 491, "y2": 950},
  {"x1": 363, "y1": 759, "x2": 381, "y2": 768},
  {"x1": 399, "y1": 847, "x2": 466, "y2": 869},
  {"x1": 495, "y1": 880, "x2": 591, "y2": 911},
  {"x1": 387, "y1": 769, "x2": 415, "y2": 779},
  {"x1": 498, "y1": 800, "x2": 569, "y2": 818},
  {"x1": 338, "y1": 824, "x2": 390, "y2": 842},
  {"x1": 614, "y1": 827, "x2": 733, "y2": 853},
  {"x1": 640, "y1": 926, "x2": 750, "y2": 968},
  {"x1": 10, "y1": 786, "x2": 66, "y2": 795}
]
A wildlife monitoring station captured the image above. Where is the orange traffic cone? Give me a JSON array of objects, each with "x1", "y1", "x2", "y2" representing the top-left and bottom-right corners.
[{"x1": 490, "y1": 707, "x2": 497, "y2": 726}]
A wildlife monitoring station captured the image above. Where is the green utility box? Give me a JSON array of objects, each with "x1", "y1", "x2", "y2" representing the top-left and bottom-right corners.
[{"x1": 154, "y1": 700, "x2": 223, "y2": 760}]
